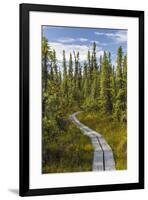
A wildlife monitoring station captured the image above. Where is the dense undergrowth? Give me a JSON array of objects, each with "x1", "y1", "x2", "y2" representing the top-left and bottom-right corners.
[{"x1": 42, "y1": 118, "x2": 93, "y2": 173}]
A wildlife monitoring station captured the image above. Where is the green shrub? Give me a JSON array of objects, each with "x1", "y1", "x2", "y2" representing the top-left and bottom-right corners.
[{"x1": 42, "y1": 121, "x2": 93, "y2": 173}]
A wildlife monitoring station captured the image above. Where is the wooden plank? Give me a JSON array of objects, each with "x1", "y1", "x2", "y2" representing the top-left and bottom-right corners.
[
  {"x1": 98, "y1": 137, "x2": 115, "y2": 170},
  {"x1": 93, "y1": 149, "x2": 104, "y2": 171}
]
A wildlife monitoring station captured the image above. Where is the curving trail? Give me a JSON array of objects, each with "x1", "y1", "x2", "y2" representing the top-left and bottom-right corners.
[{"x1": 70, "y1": 112, "x2": 116, "y2": 171}]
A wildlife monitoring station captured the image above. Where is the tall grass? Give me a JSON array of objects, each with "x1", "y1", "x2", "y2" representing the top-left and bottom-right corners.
[
  {"x1": 77, "y1": 112, "x2": 127, "y2": 170},
  {"x1": 42, "y1": 120, "x2": 93, "y2": 173}
]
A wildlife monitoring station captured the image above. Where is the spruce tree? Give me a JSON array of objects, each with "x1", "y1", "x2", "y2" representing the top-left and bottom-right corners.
[
  {"x1": 73, "y1": 51, "x2": 80, "y2": 104},
  {"x1": 114, "y1": 46, "x2": 124, "y2": 121},
  {"x1": 68, "y1": 53, "x2": 74, "y2": 106},
  {"x1": 52, "y1": 49, "x2": 58, "y2": 82},
  {"x1": 87, "y1": 50, "x2": 91, "y2": 94},
  {"x1": 62, "y1": 50, "x2": 68, "y2": 100},
  {"x1": 42, "y1": 36, "x2": 49, "y2": 92},
  {"x1": 111, "y1": 65, "x2": 116, "y2": 115},
  {"x1": 92, "y1": 42, "x2": 97, "y2": 70},
  {"x1": 99, "y1": 55, "x2": 102, "y2": 73},
  {"x1": 122, "y1": 54, "x2": 127, "y2": 121},
  {"x1": 100, "y1": 51, "x2": 112, "y2": 113},
  {"x1": 77, "y1": 52, "x2": 82, "y2": 91},
  {"x1": 83, "y1": 62, "x2": 89, "y2": 99},
  {"x1": 42, "y1": 36, "x2": 53, "y2": 116},
  {"x1": 91, "y1": 43, "x2": 99, "y2": 101},
  {"x1": 116, "y1": 46, "x2": 123, "y2": 89},
  {"x1": 68, "y1": 53, "x2": 73, "y2": 82}
]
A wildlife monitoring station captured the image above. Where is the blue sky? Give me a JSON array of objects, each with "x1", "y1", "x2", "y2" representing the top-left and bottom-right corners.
[{"x1": 42, "y1": 26, "x2": 127, "y2": 66}]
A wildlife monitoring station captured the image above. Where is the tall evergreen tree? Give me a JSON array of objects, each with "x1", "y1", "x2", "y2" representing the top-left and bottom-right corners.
[
  {"x1": 52, "y1": 49, "x2": 58, "y2": 82},
  {"x1": 73, "y1": 51, "x2": 78, "y2": 88},
  {"x1": 92, "y1": 42, "x2": 97, "y2": 70},
  {"x1": 91, "y1": 42, "x2": 99, "y2": 101},
  {"x1": 73, "y1": 51, "x2": 81, "y2": 104},
  {"x1": 77, "y1": 52, "x2": 82, "y2": 91},
  {"x1": 68, "y1": 53, "x2": 74, "y2": 105},
  {"x1": 122, "y1": 54, "x2": 127, "y2": 121},
  {"x1": 111, "y1": 65, "x2": 116, "y2": 113},
  {"x1": 114, "y1": 46, "x2": 124, "y2": 121},
  {"x1": 42, "y1": 36, "x2": 53, "y2": 116},
  {"x1": 100, "y1": 51, "x2": 112, "y2": 113},
  {"x1": 99, "y1": 55, "x2": 103, "y2": 73},
  {"x1": 42, "y1": 36, "x2": 49, "y2": 92},
  {"x1": 116, "y1": 46, "x2": 123, "y2": 89},
  {"x1": 62, "y1": 50, "x2": 68, "y2": 100},
  {"x1": 87, "y1": 50, "x2": 91, "y2": 94},
  {"x1": 83, "y1": 62, "x2": 89, "y2": 99},
  {"x1": 68, "y1": 53, "x2": 73, "y2": 82}
]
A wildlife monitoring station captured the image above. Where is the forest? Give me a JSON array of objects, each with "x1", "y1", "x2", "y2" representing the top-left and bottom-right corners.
[{"x1": 42, "y1": 35, "x2": 127, "y2": 173}]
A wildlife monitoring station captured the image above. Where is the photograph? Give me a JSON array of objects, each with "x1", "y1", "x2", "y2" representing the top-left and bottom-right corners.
[
  {"x1": 42, "y1": 26, "x2": 127, "y2": 174},
  {"x1": 20, "y1": 3, "x2": 144, "y2": 196}
]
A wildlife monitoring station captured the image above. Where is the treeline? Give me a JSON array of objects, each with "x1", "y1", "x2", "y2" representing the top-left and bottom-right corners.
[
  {"x1": 42, "y1": 36, "x2": 127, "y2": 120},
  {"x1": 42, "y1": 36, "x2": 127, "y2": 165}
]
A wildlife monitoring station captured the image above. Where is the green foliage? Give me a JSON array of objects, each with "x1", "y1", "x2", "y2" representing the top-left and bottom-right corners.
[
  {"x1": 114, "y1": 47, "x2": 127, "y2": 122},
  {"x1": 62, "y1": 50, "x2": 68, "y2": 99},
  {"x1": 42, "y1": 121, "x2": 93, "y2": 173},
  {"x1": 99, "y1": 51, "x2": 112, "y2": 113}
]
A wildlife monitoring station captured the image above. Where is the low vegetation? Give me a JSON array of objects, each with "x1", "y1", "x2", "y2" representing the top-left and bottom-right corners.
[
  {"x1": 77, "y1": 112, "x2": 127, "y2": 170},
  {"x1": 42, "y1": 119, "x2": 93, "y2": 173}
]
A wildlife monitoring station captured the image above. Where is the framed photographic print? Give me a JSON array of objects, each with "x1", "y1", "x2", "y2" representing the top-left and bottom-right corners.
[{"x1": 19, "y1": 3, "x2": 144, "y2": 196}]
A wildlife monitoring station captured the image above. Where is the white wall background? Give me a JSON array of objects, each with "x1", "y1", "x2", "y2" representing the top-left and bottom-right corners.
[{"x1": 0, "y1": 0, "x2": 147, "y2": 199}]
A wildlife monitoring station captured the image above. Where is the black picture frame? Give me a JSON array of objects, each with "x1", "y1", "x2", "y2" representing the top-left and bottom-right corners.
[{"x1": 19, "y1": 3, "x2": 144, "y2": 196}]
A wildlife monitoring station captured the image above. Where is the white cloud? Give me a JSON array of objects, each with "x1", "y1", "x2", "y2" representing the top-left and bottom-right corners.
[
  {"x1": 57, "y1": 37, "x2": 88, "y2": 43},
  {"x1": 94, "y1": 32, "x2": 104, "y2": 36},
  {"x1": 113, "y1": 31, "x2": 127, "y2": 43},
  {"x1": 79, "y1": 38, "x2": 88, "y2": 42},
  {"x1": 57, "y1": 38, "x2": 76, "y2": 43},
  {"x1": 94, "y1": 30, "x2": 127, "y2": 43},
  {"x1": 90, "y1": 40, "x2": 107, "y2": 46},
  {"x1": 48, "y1": 42, "x2": 103, "y2": 63}
]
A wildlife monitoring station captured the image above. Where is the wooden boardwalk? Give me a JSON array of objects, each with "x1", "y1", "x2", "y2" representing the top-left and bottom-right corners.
[{"x1": 70, "y1": 112, "x2": 115, "y2": 171}]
